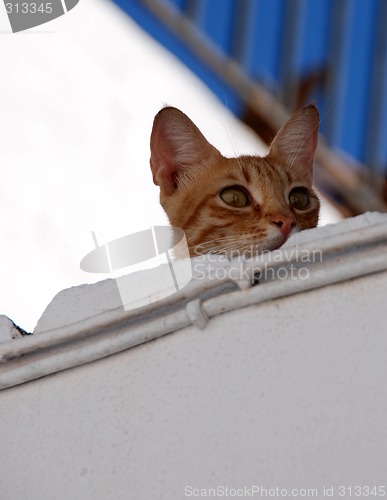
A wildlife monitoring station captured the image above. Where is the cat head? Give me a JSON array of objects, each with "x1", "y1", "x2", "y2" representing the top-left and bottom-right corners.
[{"x1": 150, "y1": 105, "x2": 320, "y2": 257}]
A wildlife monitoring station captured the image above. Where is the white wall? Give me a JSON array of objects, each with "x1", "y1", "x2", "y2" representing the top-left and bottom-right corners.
[{"x1": 1, "y1": 216, "x2": 386, "y2": 499}]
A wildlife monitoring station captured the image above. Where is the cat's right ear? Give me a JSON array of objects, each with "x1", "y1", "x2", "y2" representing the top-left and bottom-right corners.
[
  {"x1": 268, "y1": 104, "x2": 319, "y2": 176},
  {"x1": 150, "y1": 107, "x2": 219, "y2": 195}
]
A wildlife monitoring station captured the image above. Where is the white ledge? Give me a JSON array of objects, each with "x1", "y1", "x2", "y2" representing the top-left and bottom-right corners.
[
  {"x1": 1, "y1": 212, "x2": 387, "y2": 390},
  {"x1": 0, "y1": 316, "x2": 26, "y2": 343}
]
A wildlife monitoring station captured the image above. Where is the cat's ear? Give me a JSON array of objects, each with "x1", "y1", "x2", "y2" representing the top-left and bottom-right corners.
[
  {"x1": 150, "y1": 107, "x2": 220, "y2": 195},
  {"x1": 268, "y1": 104, "x2": 319, "y2": 175}
]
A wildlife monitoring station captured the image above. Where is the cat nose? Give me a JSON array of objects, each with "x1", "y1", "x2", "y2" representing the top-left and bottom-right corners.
[{"x1": 271, "y1": 217, "x2": 296, "y2": 239}]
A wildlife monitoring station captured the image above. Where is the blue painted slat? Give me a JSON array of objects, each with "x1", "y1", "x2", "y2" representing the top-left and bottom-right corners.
[
  {"x1": 331, "y1": 0, "x2": 378, "y2": 162},
  {"x1": 366, "y1": 0, "x2": 387, "y2": 176},
  {"x1": 377, "y1": 57, "x2": 387, "y2": 175},
  {"x1": 191, "y1": 0, "x2": 236, "y2": 54},
  {"x1": 229, "y1": 0, "x2": 258, "y2": 65},
  {"x1": 298, "y1": 0, "x2": 332, "y2": 128},
  {"x1": 301, "y1": 0, "x2": 331, "y2": 70},
  {"x1": 237, "y1": 0, "x2": 285, "y2": 90},
  {"x1": 168, "y1": 0, "x2": 185, "y2": 11},
  {"x1": 280, "y1": 0, "x2": 306, "y2": 105},
  {"x1": 279, "y1": 0, "x2": 331, "y2": 111}
]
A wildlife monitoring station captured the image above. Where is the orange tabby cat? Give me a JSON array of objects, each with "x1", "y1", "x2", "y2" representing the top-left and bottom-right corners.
[{"x1": 150, "y1": 105, "x2": 320, "y2": 257}]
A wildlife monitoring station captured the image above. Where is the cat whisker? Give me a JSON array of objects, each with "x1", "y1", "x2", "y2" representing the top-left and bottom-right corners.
[
  {"x1": 186, "y1": 233, "x2": 240, "y2": 244},
  {"x1": 219, "y1": 111, "x2": 241, "y2": 159},
  {"x1": 192, "y1": 234, "x2": 266, "y2": 257}
]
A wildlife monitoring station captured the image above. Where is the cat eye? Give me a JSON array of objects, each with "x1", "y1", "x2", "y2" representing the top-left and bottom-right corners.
[
  {"x1": 289, "y1": 188, "x2": 310, "y2": 210},
  {"x1": 220, "y1": 186, "x2": 249, "y2": 207}
]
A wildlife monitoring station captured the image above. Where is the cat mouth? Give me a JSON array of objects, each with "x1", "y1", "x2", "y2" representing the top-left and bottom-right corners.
[
  {"x1": 190, "y1": 227, "x2": 300, "y2": 257},
  {"x1": 269, "y1": 225, "x2": 300, "y2": 250},
  {"x1": 261, "y1": 238, "x2": 287, "y2": 253}
]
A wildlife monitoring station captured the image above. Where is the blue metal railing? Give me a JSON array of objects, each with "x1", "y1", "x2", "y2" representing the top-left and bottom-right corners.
[{"x1": 112, "y1": 0, "x2": 387, "y2": 208}]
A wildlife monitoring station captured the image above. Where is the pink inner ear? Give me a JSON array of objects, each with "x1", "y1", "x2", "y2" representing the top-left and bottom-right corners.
[
  {"x1": 150, "y1": 107, "x2": 220, "y2": 196},
  {"x1": 150, "y1": 124, "x2": 179, "y2": 195}
]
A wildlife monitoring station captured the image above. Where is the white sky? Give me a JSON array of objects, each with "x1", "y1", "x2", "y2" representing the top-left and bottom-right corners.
[{"x1": 0, "y1": 0, "x2": 341, "y2": 332}]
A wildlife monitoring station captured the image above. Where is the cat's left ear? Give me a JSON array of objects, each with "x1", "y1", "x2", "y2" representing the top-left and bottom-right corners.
[{"x1": 269, "y1": 104, "x2": 319, "y2": 175}]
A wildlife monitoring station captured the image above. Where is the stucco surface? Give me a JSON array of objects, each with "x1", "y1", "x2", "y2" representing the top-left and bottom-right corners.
[{"x1": 1, "y1": 269, "x2": 386, "y2": 499}]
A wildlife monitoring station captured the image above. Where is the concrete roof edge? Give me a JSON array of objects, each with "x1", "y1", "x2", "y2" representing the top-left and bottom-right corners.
[{"x1": 0, "y1": 212, "x2": 386, "y2": 390}]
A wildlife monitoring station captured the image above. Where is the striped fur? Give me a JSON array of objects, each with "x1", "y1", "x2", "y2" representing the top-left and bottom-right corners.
[{"x1": 150, "y1": 105, "x2": 320, "y2": 257}]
